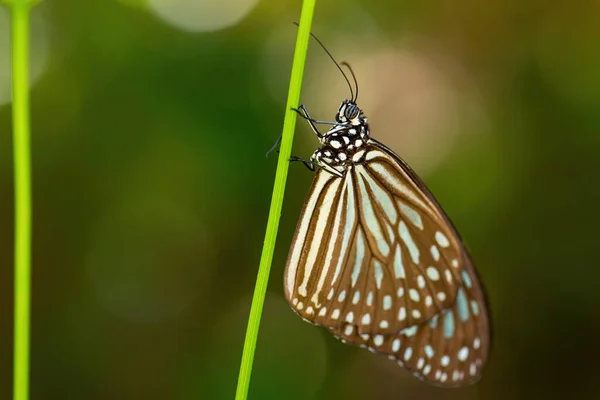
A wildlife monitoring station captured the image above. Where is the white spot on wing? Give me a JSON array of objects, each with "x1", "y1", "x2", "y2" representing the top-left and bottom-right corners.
[
  {"x1": 409, "y1": 289, "x2": 420, "y2": 302},
  {"x1": 399, "y1": 221, "x2": 420, "y2": 264},
  {"x1": 403, "y1": 326, "x2": 417, "y2": 336},
  {"x1": 461, "y1": 270, "x2": 473, "y2": 288},
  {"x1": 393, "y1": 245, "x2": 405, "y2": 279},
  {"x1": 361, "y1": 313, "x2": 371, "y2": 325},
  {"x1": 430, "y1": 245, "x2": 440, "y2": 261},
  {"x1": 344, "y1": 325, "x2": 354, "y2": 336},
  {"x1": 374, "y1": 260, "x2": 384, "y2": 289},
  {"x1": 441, "y1": 355, "x2": 450, "y2": 366},
  {"x1": 425, "y1": 295, "x2": 432, "y2": 306},
  {"x1": 435, "y1": 231, "x2": 450, "y2": 248},
  {"x1": 383, "y1": 295, "x2": 392, "y2": 310},
  {"x1": 351, "y1": 230, "x2": 366, "y2": 287},
  {"x1": 345, "y1": 312, "x2": 354, "y2": 323},
  {"x1": 398, "y1": 307, "x2": 406, "y2": 321},
  {"x1": 443, "y1": 312, "x2": 455, "y2": 338},
  {"x1": 365, "y1": 149, "x2": 383, "y2": 161},
  {"x1": 445, "y1": 269, "x2": 453, "y2": 283},
  {"x1": 352, "y1": 149, "x2": 366, "y2": 162},
  {"x1": 452, "y1": 370, "x2": 460, "y2": 381},
  {"x1": 398, "y1": 200, "x2": 423, "y2": 230},
  {"x1": 457, "y1": 288, "x2": 470, "y2": 322},
  {"x1": 471, "y1": 300, "x2": 480, "y2": 316},
  {"x1": 424, "y1": 345, "x2": 434, "y2": 358},
  {"x1": 470, "y1": 363, "x2": 477, "y2": 376},
  {"x1": 426, "y1": 266, "x2": 440, "y2": 281},
  {"x1": 384, "y1": 220, "x2": 396, "y2": 243}
]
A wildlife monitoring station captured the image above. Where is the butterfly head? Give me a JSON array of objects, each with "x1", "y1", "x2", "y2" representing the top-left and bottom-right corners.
[{"x1": 336, "y1": 100, "x2": 366, "y2": 126}]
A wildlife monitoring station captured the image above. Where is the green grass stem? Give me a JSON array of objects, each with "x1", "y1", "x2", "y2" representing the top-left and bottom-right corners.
[
  {"x1": 234, "y1": 1, "x2": 317, "y2": 399},
  {"x1": 6, "y1": 1, "x2": 35, "y2": 399}
]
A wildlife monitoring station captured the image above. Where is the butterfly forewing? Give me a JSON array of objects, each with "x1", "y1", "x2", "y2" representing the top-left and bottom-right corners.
[{"x1": 284, "y1": 144, "x2": 467, "y2": 333}]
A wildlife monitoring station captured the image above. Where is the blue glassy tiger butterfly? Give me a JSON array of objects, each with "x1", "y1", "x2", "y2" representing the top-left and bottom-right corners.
[{"x1": 283, "y1": 31, "x2": 491, "y2": 387}]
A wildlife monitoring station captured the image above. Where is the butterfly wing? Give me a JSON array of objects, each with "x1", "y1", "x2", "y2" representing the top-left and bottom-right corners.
[
  {"x1": 284, "y1": 140, "x2": 491, "y2": 386},
  {"x1": 284, "y1": 141, "x2": 477, "y2": 333},
  {"x1": 333, "y1": 253, "x2": 490, "y2": 387}
]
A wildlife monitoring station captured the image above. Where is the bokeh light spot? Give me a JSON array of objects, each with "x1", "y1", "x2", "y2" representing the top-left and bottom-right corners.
[
  {"x1": 0, "y1": 7, "x2": 50, "y2": 106},
  {"x1": 303, "y1": 39, "x2": 482, "y2": 175},
  {"x1": 148, "y1": 0, "x2": 259, "y2": 32}
]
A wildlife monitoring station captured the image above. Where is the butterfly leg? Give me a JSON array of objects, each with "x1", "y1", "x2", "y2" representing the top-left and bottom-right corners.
[
  {"x1": 268, "y1": 105, "x2": 335, "y2": 157},
  {"x1": 289, "y1": 155, "x2": 316, "y2": 171},
  {"x1": 292, "y1": 107, "x2": 337, "y2": 125},
  {"x1": 311, "y1": 150, "x2": 344, "y2": 177},
  {"x1": 291, "y1": 105, "x2": 329, "y2": 138},
  {"x1": 265, "y1": 134, "x2": 282, "y2": 157}
]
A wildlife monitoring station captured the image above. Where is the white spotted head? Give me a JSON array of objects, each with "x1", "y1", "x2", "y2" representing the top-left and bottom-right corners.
[{"x1": 336, "y1": 100, "x2": 366, "y2": 126}]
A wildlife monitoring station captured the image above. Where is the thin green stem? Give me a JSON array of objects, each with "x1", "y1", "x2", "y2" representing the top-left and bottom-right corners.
[
  {"x1": 10, "y1": 2, "x2": 33, "y2": 400},
  {"x1": 234, "y1": 1, "x2": 317, "y2": 399}
]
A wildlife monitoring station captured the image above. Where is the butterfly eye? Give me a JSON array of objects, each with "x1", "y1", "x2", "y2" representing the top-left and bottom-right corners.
[{"x1": 345, "y1": 104, "x2": 359, "y2": 120}]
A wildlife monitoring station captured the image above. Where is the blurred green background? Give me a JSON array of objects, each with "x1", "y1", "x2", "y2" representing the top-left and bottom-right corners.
[{"x1": 2, "y1": 0, "x2": 600, "y2": 399}]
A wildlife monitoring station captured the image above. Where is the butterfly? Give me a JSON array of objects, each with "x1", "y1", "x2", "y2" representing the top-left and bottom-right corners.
[{"x1": 282, "y1": 35, "x2": 490, "y2": 388}]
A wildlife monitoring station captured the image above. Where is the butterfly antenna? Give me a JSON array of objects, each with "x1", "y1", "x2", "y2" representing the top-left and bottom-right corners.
[
  {"x1": 340, "y1": 62, "x2": 358, "y2": 102},
  {"x1": 293, "y1": 22, "x2": 354, "y2": 101}
]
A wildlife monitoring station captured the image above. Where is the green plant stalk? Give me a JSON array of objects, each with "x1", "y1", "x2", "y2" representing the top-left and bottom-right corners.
[
  {"x1": 234, "y1": 1, "x2": 316, "y2": 399},
  {"x1": 10, "y1": 2, "x2": 33, "y2": 400}
]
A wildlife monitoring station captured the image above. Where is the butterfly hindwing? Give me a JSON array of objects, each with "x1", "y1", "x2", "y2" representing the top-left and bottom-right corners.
[{"x1": 332, "y1": 255, "x2": 490, "y2": 387}]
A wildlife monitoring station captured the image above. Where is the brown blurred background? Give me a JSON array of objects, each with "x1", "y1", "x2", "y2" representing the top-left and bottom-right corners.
[{"x1": 1, "y1": 0, "x2": 600, "y2": 399}]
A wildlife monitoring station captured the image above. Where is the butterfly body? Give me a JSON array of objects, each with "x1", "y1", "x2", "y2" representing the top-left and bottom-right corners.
[
  {"x1": 301, "y1": 100, "x2": 370, "y2": 177},
  {"x1": 284, "y1": 98, "x2": 490, "y2": 387}
]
